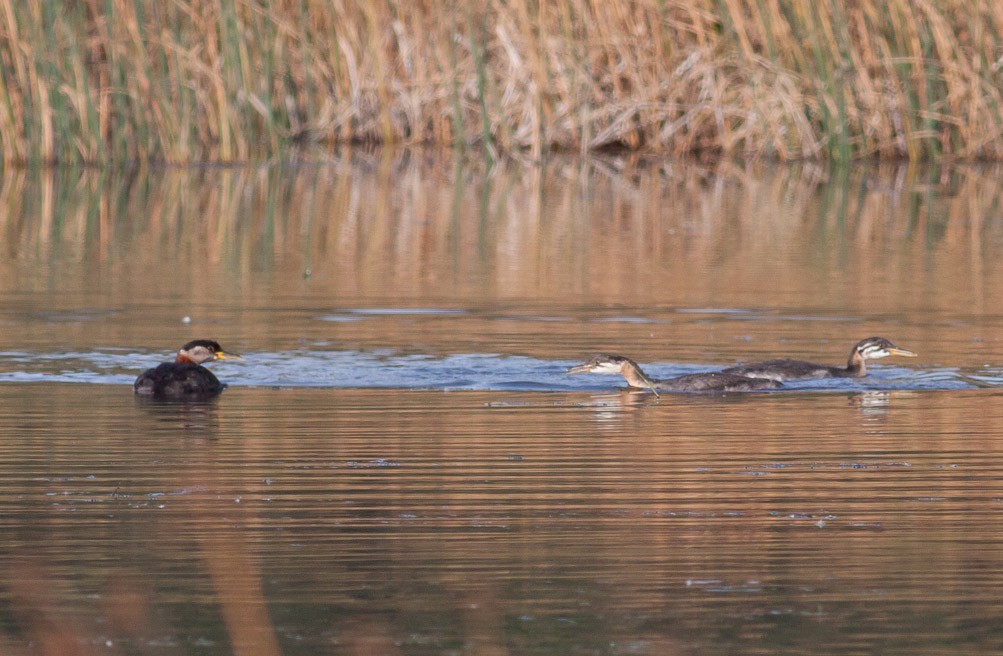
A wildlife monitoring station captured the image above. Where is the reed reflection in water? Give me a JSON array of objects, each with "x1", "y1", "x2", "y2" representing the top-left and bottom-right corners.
[{"x1": 0, "y1": 155, "x2": 1002, "y2": 370}]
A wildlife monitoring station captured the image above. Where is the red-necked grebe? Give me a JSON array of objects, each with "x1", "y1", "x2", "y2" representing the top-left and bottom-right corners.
[
  {"x1": 134, "y1": 339, "x2": 241, "y2": 399},
  {"x1": 568, "y1": 354, "x2": 781, "y2": 395},
  {"x1": 722, "y1": 337, "x2": 916, "y2": 382}
]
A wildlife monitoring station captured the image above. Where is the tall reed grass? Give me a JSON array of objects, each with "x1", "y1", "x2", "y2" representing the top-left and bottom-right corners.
[{"x1": 1, "y1": 0, "x2": 1001, "y2": 164}]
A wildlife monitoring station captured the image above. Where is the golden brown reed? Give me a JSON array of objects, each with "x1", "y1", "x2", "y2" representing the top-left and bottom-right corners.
[{"x1": 3, "y1": 1, "x2": 1003, "y2": 163}]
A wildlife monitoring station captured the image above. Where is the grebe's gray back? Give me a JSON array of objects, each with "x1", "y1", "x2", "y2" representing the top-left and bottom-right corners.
[
  {"x1": 568, "y1": 354, "x2": 781, "y2": 394},
  {"x1": 722, "y1": 337, "x2": 916, "y2": 382}
]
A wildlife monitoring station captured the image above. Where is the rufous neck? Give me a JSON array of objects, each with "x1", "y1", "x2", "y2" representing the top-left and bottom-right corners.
[
  {"x1": 846, "y1": 349, "x2": 865, "y2": 375},
  {"x1": 621, "y1": 361, "x2": 657, "y2": 388}
]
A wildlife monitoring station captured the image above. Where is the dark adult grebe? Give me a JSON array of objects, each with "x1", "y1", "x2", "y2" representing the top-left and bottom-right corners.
[
  {"x1": 722, "y1": 337, "x2": 916, "y2": 382},
  {"x1": 567, "y1": 354, "x2": 781, "y2": 395},
  {"x1": 134, "y1": 339, "x2": 241, "y2": 399}
]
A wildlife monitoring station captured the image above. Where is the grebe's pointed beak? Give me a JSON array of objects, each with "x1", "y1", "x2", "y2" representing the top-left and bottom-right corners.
[
  {"x1": 215, "y1": 350, "x2": 243, "y2": 361},
  {"x1": 886, "y1": 347, "x2": 917, "y2": 357},
  {"x1": 567, "y1": 363, "x2": 592, "y2": 374}
]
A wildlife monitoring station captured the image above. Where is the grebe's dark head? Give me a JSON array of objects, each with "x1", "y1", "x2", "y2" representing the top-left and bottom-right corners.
[
  {"x1": 176, "y1": 339, "x2": 242, "y2": 365},
  {"x1": 854, "y1": 337, "x2": 916, "y2": 361},
  {"x1": 567, "y1": 354, "x2": 636, "y2": 375}
]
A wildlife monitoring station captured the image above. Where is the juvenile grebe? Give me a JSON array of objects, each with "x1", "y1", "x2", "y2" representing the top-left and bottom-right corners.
[
  {"x1": 134, "y1": 339, "x2": 241, "y2": 399},
  {"x1": 722, "y1": 337, "x2": 916, "y2": 382},
  {"x1": 567, "y1": 354, "x2": 781, "y2": 394}
]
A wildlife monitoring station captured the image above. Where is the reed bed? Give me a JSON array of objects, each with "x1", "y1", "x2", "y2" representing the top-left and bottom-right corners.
[{"x1": 1, "y1": 0, "x2": 1002, "y2": 164}]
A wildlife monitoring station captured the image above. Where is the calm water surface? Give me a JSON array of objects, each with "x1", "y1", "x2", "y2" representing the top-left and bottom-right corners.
[{"x1": 2, "y1": 153, "x2": 1003, "y2": 653}]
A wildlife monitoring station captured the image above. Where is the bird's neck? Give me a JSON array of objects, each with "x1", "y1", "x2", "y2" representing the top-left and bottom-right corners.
[
  {"x1": 176, "y1": 353, "x2": 196, "y2": 365},
  {"x1": 845, "y1": 350, "x2": 866, "y2": 376},
  {"x1": 621, "y1": 361, "x2": 657, "y2": 388}
]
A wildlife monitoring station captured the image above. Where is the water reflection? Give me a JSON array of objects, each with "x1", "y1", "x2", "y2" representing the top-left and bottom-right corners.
[
  {"x1": 849, "y1": 390, "x2": 895, "y2": 415},
  {"x1": 1, "y1": 153, "x2": 1003, "y2": 372},
  {"x1": 3, "y1": 384, "x2": 1003, "y2": 653},
  {"x1": 1, "y1": 387, "x2": 284, "y2": 654},
  {"x1": 4, "y1": 153, "x2": 1003, "y2": 653},
  {"x1": 134, "y1": 396, "x2": 221, "y2": 436}
]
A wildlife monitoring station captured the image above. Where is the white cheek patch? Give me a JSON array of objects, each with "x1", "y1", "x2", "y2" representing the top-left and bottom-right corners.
[
  {"x1": 189, "y1": 347, "x2": 215, "y2": 361},
  {"x1": 595, "y1": 363, "x2": 623, "y2": 374},
  {"x1": 863, "y1": 348, "x2": 890, "y2": 360}
]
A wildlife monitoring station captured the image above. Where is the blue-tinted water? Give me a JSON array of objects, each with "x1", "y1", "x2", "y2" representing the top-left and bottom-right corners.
[
  {"x1": 0, "y1": 344, "x2": 974, "y2": 391},
  {"x1": 0, "y1": 302, "x2": 985, "y2": 393}
]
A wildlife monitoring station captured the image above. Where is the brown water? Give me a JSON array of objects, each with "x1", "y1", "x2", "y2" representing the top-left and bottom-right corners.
[{"x1": 1, "y1": 153, "x2": 1003, "y2": 654}]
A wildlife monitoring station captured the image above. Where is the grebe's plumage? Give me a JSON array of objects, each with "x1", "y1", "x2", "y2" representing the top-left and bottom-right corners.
[
  {"x1": 568, "y1": 354, "x2": 781, "y2": 393},
  {"x1": 134, "y1": 339, "x2": 240, "y2": 399},
  {"x1": 721, "y1": 337, "x2": 916, "y2": 382}
]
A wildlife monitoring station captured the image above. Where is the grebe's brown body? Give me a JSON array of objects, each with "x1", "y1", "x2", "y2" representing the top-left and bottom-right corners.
[
  {"x1": 568, "y1": 354, "x2": 780, "y2": 393},
  {"x1": 134, "y1": 339, "x2": 240, "y2": 399},
  {"x1": 722, "y1": 337, "x2": 916, "y2": 383}
]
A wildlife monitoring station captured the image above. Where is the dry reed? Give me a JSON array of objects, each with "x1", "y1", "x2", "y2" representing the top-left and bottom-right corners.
[{"x1": 1, "y1": 0, "x2": 1002, "y2": 164}]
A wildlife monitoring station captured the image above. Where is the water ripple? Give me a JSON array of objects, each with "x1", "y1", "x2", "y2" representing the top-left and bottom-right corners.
[{"x1": 0, "y1": 349, "x2": 986, "y2": 392}]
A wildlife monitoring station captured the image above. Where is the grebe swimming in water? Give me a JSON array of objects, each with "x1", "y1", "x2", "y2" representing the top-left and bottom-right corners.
[
  {"x1": 567, "y1": 354, "x2": 781, "y2": 395},
  {"x1": 721, "y1": 337, "x2": 916, "y2": 382},
  {"x1": 134, "y1": 339, "x2": 241, "y2": 399}
]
